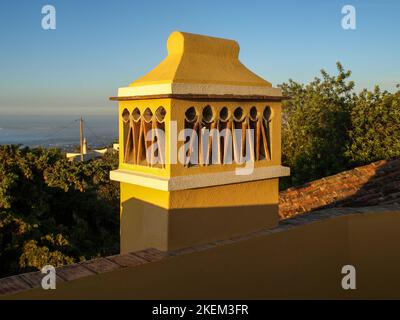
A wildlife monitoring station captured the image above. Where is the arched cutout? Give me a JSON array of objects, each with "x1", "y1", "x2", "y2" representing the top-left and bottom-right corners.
[
  {"x1": 132, "y1": 108, "x2": 141, "y2": 122},
  {"x1": 233, "y1": 107, "x2": 245, "y2": 122},
  {"x1": 122, "y1": 109, "x2": 130, "y2": 123},
  {"x1": 219, "y1": 107, "x2": 230, "y2": 122},
  {"x1": 263, "y1": 106, "x2": 272, "y2": 122},
  {"x1": 202, "y1": 105, "x2": 214, "y2": 123},
  {"x1": 155, "y1": 106, "x2": 166, "y2": 123},
  {"x1": 185, "y1": 107, "x2": 197, "y2": 123},
  {"x1": 249, "y1": 106, "x2": 258, "y2": 121},
  {"x1": 143, "y1": 108, "x2": 153, "y2": 123}
]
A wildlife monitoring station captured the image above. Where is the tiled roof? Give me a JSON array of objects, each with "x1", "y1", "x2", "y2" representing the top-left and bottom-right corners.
[
  {"x1": 279, "y1": 158, "x2": 400, "y2": 219},
  {"x1": 1, "y1": 204, "x2": 399, "y2": 297},
  {"x1": 0, "y1": 248, "x2": 168, "y2": 297}
]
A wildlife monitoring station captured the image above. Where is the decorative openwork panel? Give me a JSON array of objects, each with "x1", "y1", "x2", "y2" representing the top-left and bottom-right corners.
[
  {"x1": 184, "y1": 105, "x2": 273, "y2": 167},
  {"x1": 122, "y1": 106, "x2": 166, "y2": 168}
]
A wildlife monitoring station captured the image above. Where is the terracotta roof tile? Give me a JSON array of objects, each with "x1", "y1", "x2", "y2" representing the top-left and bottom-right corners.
[
  {"x1": 279, "y1": 158, "x2": 400, "y2": 219},
  {"x1": 19, "y1": 271, "x2": 64, "y2": 288},
  {"x1": 192, "y1": 242, "x2": 217, "y2": 252},
  {"x1": 133, "y1": 248, "x2": 170, "y2": 262},
  {"x1": 169, "y1": 247, "x2": 197, "y2": 256},
  {"x1": 0, "y1": 275, "x2": 31, "y2": 296},
  {"x1": 57, "y1": 264, "x2": 96, "y2": 281},
  {"x1": 106, "y1": 253, "x2": 147, "y2": 267},
  {"x1": 82, "y1": 258, "x2": 121, "y2": 274}
]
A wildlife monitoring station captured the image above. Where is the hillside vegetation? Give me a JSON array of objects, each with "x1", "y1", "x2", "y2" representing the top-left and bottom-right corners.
[{"x1": 0, "y1": 146, "x2": 119, "y2": 277}]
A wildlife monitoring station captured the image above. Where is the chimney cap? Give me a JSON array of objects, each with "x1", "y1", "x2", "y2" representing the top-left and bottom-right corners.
[{"x1": 113, "y1": 31, "x2": 283, "y2": 100}]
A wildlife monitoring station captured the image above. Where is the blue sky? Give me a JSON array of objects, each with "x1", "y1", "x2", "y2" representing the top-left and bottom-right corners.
[{"x1": 0, "y1": 0, "x2": 399, "y2": 116}]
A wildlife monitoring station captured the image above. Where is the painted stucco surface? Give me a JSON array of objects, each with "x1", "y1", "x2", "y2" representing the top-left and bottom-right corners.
[
  {"x1": 3, "y1": 206, "x2": 400, "y2": 300},
  {"x1": 120, "y1": 179, "x2": 279, "y2": 252}
]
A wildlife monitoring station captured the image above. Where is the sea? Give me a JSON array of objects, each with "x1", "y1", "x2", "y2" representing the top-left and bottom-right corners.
[{"x1": 0, "y1": 114, "x2": 118, "y2": 151}]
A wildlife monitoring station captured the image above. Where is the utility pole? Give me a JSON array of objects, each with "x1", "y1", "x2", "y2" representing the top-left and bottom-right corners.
[{"x1": 80, "y1": 116, "x2": 84, "y2": 161}]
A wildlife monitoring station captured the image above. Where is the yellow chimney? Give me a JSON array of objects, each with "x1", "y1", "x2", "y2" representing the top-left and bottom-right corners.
[{"x1": 110, "y1": 31, "x2": 290, "y2": 253}]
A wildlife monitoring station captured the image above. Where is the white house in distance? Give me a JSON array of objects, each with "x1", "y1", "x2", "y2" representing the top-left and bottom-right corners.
[
  {"x1": 65, "y1": 117, "x2": 111, "y2": 162},
  {"x1": 66, "y1": 138, "x2": 108, "y2": 162}
]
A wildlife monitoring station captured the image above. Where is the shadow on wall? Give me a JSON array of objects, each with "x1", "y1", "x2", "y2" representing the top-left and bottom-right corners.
[
  {"x1": 279, "y1": 158, "x2": 400, "y2": 219},
  {"x1": 120, "y1": 197, "x2": 278, "y2": 253}
]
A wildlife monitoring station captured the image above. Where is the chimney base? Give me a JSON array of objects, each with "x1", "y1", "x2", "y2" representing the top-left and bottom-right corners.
[{"x1": 120, "y1": 179, "x2": 279, "y2": 253}]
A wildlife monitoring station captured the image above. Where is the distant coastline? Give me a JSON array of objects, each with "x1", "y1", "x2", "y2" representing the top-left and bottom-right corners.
[{"x1": 0, "y1": 114, "x2": 118, "y2": 151}]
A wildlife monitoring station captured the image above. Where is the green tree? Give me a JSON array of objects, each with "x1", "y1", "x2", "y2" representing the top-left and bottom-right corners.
[
  {"x1": 0, "y1": 145, "x2": 120, "y2": 277},
  {"x1": 280, "y1": 62, "x2": 354, "y2": 187},
  {"x1": 346, "y1": 85, "x2": 400, "y2": 165}
]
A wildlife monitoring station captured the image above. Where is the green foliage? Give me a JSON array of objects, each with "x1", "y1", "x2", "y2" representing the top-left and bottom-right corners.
[
  {"x1": 280, "y1": 63, "x2": 400, "y2": 188},
  {"x1": 19, "y1": 236, "x2": 75, "y2": 270},
  {"x1": 280, "y1": 62, "x2": 354, "y2": 187},
  {"x1": 0, "y1": 146, "x2": 119, "y2": 277},
  {"x1": 346, "y1": 86, "x2": 400, "y2": 165}
]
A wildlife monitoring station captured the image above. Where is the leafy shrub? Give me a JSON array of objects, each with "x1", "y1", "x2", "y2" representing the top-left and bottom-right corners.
[
  {"x1": 346, "y1": 85, "x2": 400, "y2": 165},
  {"x1": 280, "y1": 62, "x2": 354, "y2": 187},
  {"x1": 0, "y1": 145, "x2": 119, "y2": 277},
  {"x1": 280, "y1": 63, "x2": 400, "y2": 189}
]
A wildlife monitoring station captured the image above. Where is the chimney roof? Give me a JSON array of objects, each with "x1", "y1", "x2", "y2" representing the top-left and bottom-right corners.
[{"x1": 113, "y1": 31, "x2": 283, "y2": 100}]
